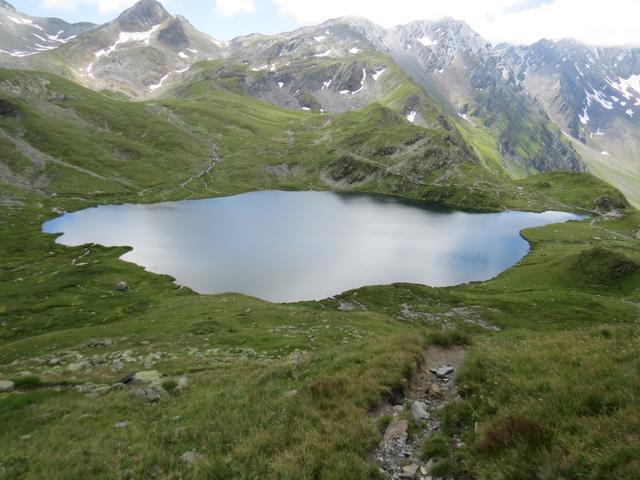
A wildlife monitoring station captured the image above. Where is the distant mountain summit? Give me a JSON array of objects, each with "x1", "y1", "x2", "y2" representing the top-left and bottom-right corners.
[
  {"x1": 0, "y1": 0, "x2": 96, "y2": 58},
  {"x1": 504, "y1": 39, "x2": 640, "y2": 139},
  {"x1": 501, "y1": 40, "x2": 640, "y2": 201},
  {"x1": 0, "y1": 0, "x2": 15, "y2": 12},
  {"x1": 116, "y1": 0, "x2": 171, "y2": 32},
  {"x1": 342, "y1": 17, "x2": 583, "y2": 173},
  {"x1": 12, "y1": 0, "x2": 226, "y2": 96}
]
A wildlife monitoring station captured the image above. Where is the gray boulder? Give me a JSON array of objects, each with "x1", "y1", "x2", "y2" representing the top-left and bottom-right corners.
[
  {"x1": 0, "y1": 380, "x2": 15, "y2": 393},
  {"x1": 176, "y1": 375, "x2": 189, "y2": 393},
  {"x1": 132, "y1": 370, "x2": 162, "y2": 384},
  {"x1": 180, "y1": 451, "x2": 203, "y2": 465},
  {"x1": 114, "y1": 281, "x2": 130, "y2": 292},
  {"x1": 86, "y1": 338, "x2": 113, "y2": 348},
  {"x1": 75, "y1": 383, "x2": 111, "y2": 397},
  {"x1": 410, "y1": 401, "x2": 430, "y2": 426},
  {"x1": 430, "y1": 365, "x2": 455, "y2": 378},
  {"x1": 429, "y1": 383, "x2": 443, "y2": 397},
  {"x1": 135, "y1": 387, "x2": 162, "y2": 403},
  {"x1": 382, "y1": 418, "x2": 408, "y2": 444},
  {"x1": 400, "y1": 463, "x2": 419, "y2": 479},
  {"x1": 67, "y1": 361, "x2": 90, "y2": 373}
]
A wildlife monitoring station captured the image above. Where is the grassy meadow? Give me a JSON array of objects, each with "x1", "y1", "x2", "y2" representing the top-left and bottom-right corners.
[{"x1": 1, "y1": 68, "x2": 639, "y2": 479}]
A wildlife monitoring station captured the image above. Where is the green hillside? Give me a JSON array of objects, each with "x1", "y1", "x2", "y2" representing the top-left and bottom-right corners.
[{"x1": 1, "y1": 67, "x2": 639, "y2": 479}]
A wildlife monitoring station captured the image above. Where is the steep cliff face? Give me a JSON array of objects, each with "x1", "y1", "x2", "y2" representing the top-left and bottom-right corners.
[
  {"x1": 339, "y1": 17, "x2": 584, "y2": 174},
  {"x1": 501, "y1": 40, "x2": 640, "y2": 204}
]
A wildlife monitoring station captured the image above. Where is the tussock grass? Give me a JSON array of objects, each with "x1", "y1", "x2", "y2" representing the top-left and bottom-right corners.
[
  {"x1": 427, "y1": 330, "x2": 472, "y2": 348},
  {"x1": 456, "y1": 327, "x2": 640, "y2": 479},
  {"x1": 1, "y1": 68, "x2": 639, "y2": 478}
]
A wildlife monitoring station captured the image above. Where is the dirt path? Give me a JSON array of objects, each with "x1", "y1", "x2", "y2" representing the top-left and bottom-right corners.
[
  {"x1": 373, "y1": 346, "x2": 467, "y2": 479},
  {"x1": 148, "y1": 139, "x2": 222, "y2": 199},
  {"x1": 179, "y1": 140, "x2": 221, "y2": 191}
]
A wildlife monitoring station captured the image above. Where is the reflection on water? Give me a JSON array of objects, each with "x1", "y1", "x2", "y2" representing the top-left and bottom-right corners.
[{"x1": 43, "y1": 191, "x2": 582, "y2": 302}]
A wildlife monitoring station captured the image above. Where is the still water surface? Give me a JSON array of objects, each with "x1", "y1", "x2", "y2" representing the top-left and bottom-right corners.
[{"x1": 43, "y1": 191, "x2": 582, "y2": 302}]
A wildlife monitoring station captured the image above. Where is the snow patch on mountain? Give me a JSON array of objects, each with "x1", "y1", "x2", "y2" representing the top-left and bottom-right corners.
[
  {"x1": 149, "y1": 72, "x2": 170, "y2": 90},
  {"x1": 418, "y1": 35, "x2": 436, "y2": 47},
  {"x1": 149, "y1": 65, "x2": 190, "y2": 91},
  {"x1": 579, "y1": 108, "x2": 590, "y2": 125},
  {"x1": 96, "y1": 24, "x2": 160, "y2": 58},
  {"x1": 606, "y1": 74, "x2": 640, "y2": 102},
  {"x1": 585, "y1": 87, "x2": 614, "y2": 111},
  {"x1": 1, "y1": 9, "x2": 83, "y2": 57},
  {"x1": 352, "y1": 67, "x2": 367, "y2": 94},
  {"x1": 372, "y1": 68, "x2": 386, "y2": 81},
  {"x1": 8, "y1": 15, "x2": 42, "y2": 30}
]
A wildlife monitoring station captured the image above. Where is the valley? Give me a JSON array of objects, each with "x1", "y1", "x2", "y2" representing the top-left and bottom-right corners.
[{"x1": 0, "y1": 1, "x2": 639, "y2": 479}]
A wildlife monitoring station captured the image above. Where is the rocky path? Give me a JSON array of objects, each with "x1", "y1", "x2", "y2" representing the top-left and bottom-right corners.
[
  {"x1": 179, "y1": 139, "x2": 221, "y2": 192},
  {"x1": 373, "y1": 346, "x2": 467, "y2": 480},
  {"x1": 142, "y1": 138, "x2": 222, "y2": 199}
]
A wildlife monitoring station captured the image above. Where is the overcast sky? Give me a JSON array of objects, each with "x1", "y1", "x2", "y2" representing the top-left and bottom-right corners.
[{"x1": 10, "y1": 0, "x2": 640, "y2": 46}]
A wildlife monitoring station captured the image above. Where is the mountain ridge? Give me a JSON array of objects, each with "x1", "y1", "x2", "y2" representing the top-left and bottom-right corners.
[
  {"x1": 0, "y1": 0, "x2": 639, "y2": 205},
  {"x1": 1, "y1": 3, "x2": 640, "y2": 479},
  {"x1": 0, "y1": 0, "x2": 96, "y2": 59}
]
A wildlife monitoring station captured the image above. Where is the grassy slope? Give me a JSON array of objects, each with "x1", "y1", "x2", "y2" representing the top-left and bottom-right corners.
[
  {"x1": 0, "y1": 70, "x2": 212, "y2": 199},
  {"x1": 1, "y1": 69, "x2": 639, "y2": 479},
  {"x1": 569, "y1": 137, "x2": 640, "y2": 209},
  {"x1": 157, "y1": 61, "x2": 523, "y2": 210}
]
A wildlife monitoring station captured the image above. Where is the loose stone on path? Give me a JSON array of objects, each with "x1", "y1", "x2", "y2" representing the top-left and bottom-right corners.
[
  {"x1": 411, "y1": 401, "x2": 430, "y2": 426},
  {"x1": 430, "y1": 365, "x2": 455, "y2": 378},
  {"x1": 382, "y1": 418, "x2": 409, "y2": 444}
]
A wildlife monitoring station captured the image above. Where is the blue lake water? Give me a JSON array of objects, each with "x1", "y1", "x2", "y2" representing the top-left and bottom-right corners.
[{"x1": 43, "y1": 191, "x2": 583, "y2": 302}]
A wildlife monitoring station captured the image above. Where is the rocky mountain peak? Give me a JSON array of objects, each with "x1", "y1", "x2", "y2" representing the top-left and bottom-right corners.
[
  {"x1": 329, "y1": 15, "x2": 374, "y2": 28},
  {"x1": 174, "y1": 15, "x2": 192, "y2": 27},
  {"x1": 418, "y1": 18, "x2": 491, "y2": 57},
  {"x1": 116, "y1": 0, "x2": 170, "y2": 32},
  {"x1": 322, "y1": 16, "x2": 382, "y2": 40},
  {"x1": 157, "y1": 17, "x2": 190, "y2": 51},
  {"x1": 0, "y1": 0, "x2": 15, "y2": 12}
]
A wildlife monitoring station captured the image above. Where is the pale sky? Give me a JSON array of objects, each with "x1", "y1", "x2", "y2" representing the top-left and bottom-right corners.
[{"x1": 10, "y1": 0, "x2": 640, "y2": 46}]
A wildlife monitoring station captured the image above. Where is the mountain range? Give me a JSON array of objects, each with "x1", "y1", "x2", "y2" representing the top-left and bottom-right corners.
[
  {"x1": 1, "y1": 0, "x2": 639, "y2": 206},
  {"x1": 2, "y1": 2, "x2": 640, "y2": 478}
]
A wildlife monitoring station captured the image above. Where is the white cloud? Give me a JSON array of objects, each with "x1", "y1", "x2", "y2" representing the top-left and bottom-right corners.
[
  {"x1": 215, "y1": 0, "x2": 256, "y2": 16},
  {"x1": 272, "y1": 0, "x2": 640, "y2": 46},
  {"x1": 43, "y1": 0, "x2": 136, "y2": 14}
]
